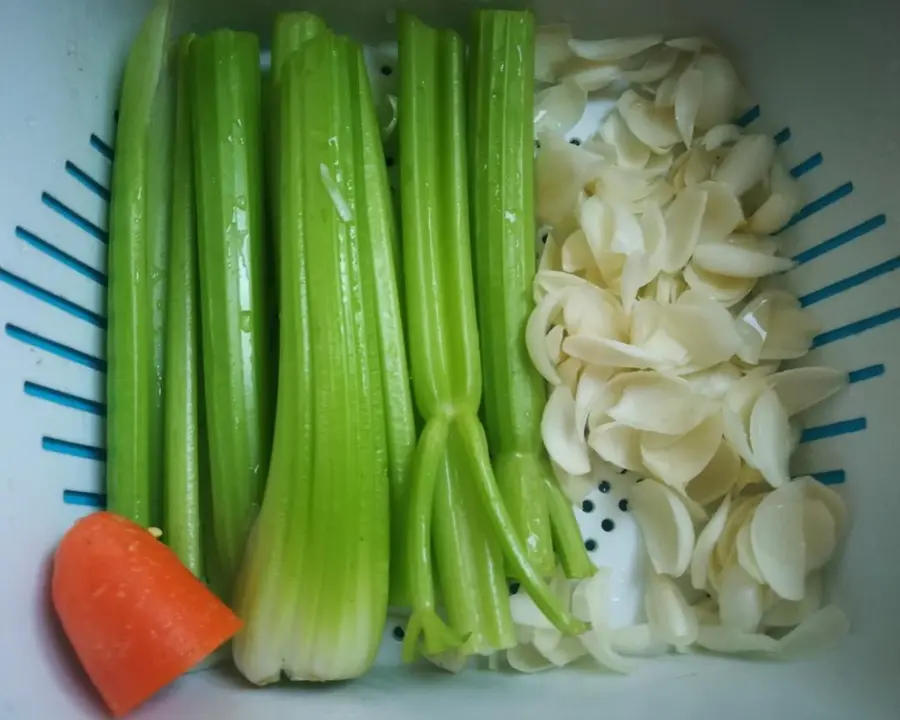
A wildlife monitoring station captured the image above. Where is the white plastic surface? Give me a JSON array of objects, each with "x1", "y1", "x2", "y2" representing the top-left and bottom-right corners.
[{"x1": 2, "y1": 0, "x2": 900, "y2": 717}]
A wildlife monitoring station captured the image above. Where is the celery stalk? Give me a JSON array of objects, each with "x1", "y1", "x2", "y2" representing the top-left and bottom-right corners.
[
  {"x1": 232, "y1": 29, "x2": 315, "y2": 682},
  {"x1": 291, "y1": 35, "x2": 389, "y2": 679},
  {"x1": 271, "y1": 13, "x2": 326, "y2": 91},
  {"x1": 398, "y1": 17, "x2": 477, "y2": 660},
  {"x1": 190, "y1": 31, "x2": 272, "y2": 598},
  {"x1": 433, "y1": 432, "x2": 516, "y2": 656},
  {"x1": 262, "y1": 14, "x2": 325, "y2": 446},
  {"x1": 398, "y1": 13, "x2": 587, "y2": 661},
  {"x1": 146, "y1": 44, "x2": 175, "y2": 533},
  {"x1": 268, "y1": 13, "x2": 326, "y2": 211},
  {"x1": 453, "y1": 414, "x2": 586, "y2": 635},
  {"x1": 403, "y1": 417, "x2": 462, "y2": 661},
  {"x1": 353, "y1": 37, "x2": 417, "y2": 609},
  {"x1": 469, "y1": 10, "x2": 593, "y2": 580},
  {"x1": 233, "y1": 31, "x2": 391, "y2": 683},
  {"x1": 432, "y1": 451, "x2": 486, "y2": 652},
  {"x1": 199, "y1": 393, "x2": 224, "y2": 595},
  {"x1": 544, "y1": 475, "x2": 595, "y2": 579},
  {"x1": 163, "y1": 34, "x2": 202, "y2": 577},
  {"x1": 107, "y1": 0, "x2": 172, "y2": 528},
  {"x1": 268, "y1": 13, "x2": 326, "y2": 266}
]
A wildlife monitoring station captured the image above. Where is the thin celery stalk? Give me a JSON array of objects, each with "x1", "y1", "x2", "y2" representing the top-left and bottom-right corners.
[
  {"x1": 164, "y1": 34, "x2": 202, "y2": 577},
  {"x1": 194, "y1": 300, "x2": 222, "y2": 594},
  {"x1": 403, "y1": 417, "x2": 462, "y2": 663},
  {"x1": 351, "y1": 42, "x2": 417, "y2": 609},
  {"x1": 199, "y1": 392, "x2": 224, "y2": 595},
  {"x1": 469, "y1": 10, "x2": 591, "y2": 579},
  {"x1": 348, "y1": 37, "x2": 394, "y2": 659},
  {"x1": 146, "y1": 41, "x2": 175, "y2": 533},
  {"x1": 107, "y1": 0, "x2": 171, "y2": 528},
  {"x1": 495, "y1": 455, "x2": 553, "y2": 577},
  {"x1": 398, "y1": 12, "x2": 586, "y2": 659},
  {"x1": 191, "y1": 31, "x2": 272, "y2": 598},
  {"x1": 434, "y1": 432, "x2": 515, "y2": 655},
  {"x1": 453, "y1": 413, "x2": 587, "y2": 636},
  {"x1": 425, "y1": 51, "x2": 508, "y2": 652},
  {"x1": 397, "y1": 16, "x2": 470, "y2": 661},
  {"x1": 433, "y1": 29, "x2": 482, "y2": 411},
  {"x1": 544, "y1": 475, "x2": 595, "y2": 579},
  {"x1": 432, "y1": 451, "x2": 484, "y2": 650},
  {"x1": 469, "y1": 10, "x2": 552, "y2": 576},
  {"x1": 398, "y1": 16, "x2": 453, "y2": 422}
]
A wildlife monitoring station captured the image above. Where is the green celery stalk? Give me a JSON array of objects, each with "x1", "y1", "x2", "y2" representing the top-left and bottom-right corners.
[
  {"x1": 107, "y1": 0, "x2": 172, "y2": 528},
  {"x1": 433, "y1": 432, "x2": 515, "y2": 656},
  {"x1": 431, "y1": 450, "x2": 485, "y2": 653},
  {"x1": 452, "y1": 414, "x2": 588, "y2": 631},
  {"x1": 353, "y1": 34, "x2": 417, "y2": 609},
  {"x1": 544, "y1": 475, "x2": 595, "y2": 579},
  {"x1": 398, "y1": 13, "x2": 586, "y2": 663},
  {"x1": 190, "y1": 30, "x2": 272, "y2": 598},
  {"x1": 397, "y1": 17, "x2": 477, "y2": 661},
  {"x1": 403, "y1": 416, "x2": 461, "y2": 659},
  {"x1": 294, "y1": 34, "x2": 389, "y2": 680},
  {"x1": 271, "y1": 13, "x2": 326, "y2": 93},
  {"x1": 233, "y1": 31, "x2": 391, "y2": 683},
  {"x1": 263, "y1": 14, "x2": 325, "y2": 438},
  {"x1": 469, "y1": 10, "x2": 593, "y2": 580},
  {"x1": 268, "y1": 13, "x2": 326, "y2": 264},
  {"x1": 163, "y1": 34, "x2": 202, "y2": 577},
  {"x1": 146, "y1": 41, "x2": 175, "y2": 533},
  {"x1": 232, "y1": 18, "x2": 327, "y2": 669},
  {"x1": 268, "y1": 13, "x2": 326, "y2": 212},
  {"x1": 232, "y1": 30, "x2": 315, "y2": 682},
  {"x1": 199, "y1": 391, "x2": 224, "y2": 594}
]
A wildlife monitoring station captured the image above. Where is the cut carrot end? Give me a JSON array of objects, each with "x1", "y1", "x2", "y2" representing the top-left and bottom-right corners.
[{"x1": 52, "y1": 512, "x2": 242, "y2": 717}]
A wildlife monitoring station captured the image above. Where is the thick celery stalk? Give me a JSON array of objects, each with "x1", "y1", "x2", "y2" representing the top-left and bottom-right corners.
[
  {"x1": 469, "y1": 10, "x2": 593, "y2": 580},
  {"x1": 107, "y1": 0, "x2": 171, "y2": 528},
  {"x1": 294, "y1": 34, "x2": 390, "y2": 679},
  {"x1": 398, "y1": 13, "x2": 586, "y2": 662},
  {"x1": 233, "y1": 31, "x2": 391, "y2": 683},
  {"x1": 163, "y1": 34, "x2": 202, "y2": 577},
  {"x1": 232, "y1": 30, "x2": 315, "y2": 679},
  {"x1": 230, "y1": 15, "x2": 326, "y2": 634},
  {"x1": 190, "y1": 31, "x2": 272, "y2": 598}
]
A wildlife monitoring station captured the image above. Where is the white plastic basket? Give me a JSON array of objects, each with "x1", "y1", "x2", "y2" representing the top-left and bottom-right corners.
[{"x1": 2, "y1": 0, "x2": 899, "y2": 717}]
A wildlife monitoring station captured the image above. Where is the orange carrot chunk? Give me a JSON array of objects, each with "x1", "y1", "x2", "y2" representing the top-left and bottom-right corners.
[{"x1": 52, "y1": 512, "x2": 242, "y2": 718}]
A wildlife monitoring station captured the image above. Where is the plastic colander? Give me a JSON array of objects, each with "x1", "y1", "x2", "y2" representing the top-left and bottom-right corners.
[{"x1": 1, "y1": 0, "x2": 899, "y2": 717}]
